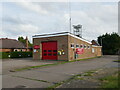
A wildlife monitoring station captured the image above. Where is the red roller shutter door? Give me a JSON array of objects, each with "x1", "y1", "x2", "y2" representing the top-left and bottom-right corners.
[{"x1": 42, "y1": 41, "x2": 57, "y2": 60}]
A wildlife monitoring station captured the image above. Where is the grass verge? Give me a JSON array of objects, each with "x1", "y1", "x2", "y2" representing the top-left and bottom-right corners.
[
  {"x1": 100, "y1": 72, "x2": 119, "y2": 88},
  {"x1": 12, "y1": 75, "x2": 50, "y2": 83},
  {"x1": 114, "y1": 60, "x2": 120, "y2": 62},
  {"x1": 15, "y1": 63, "x2": 59, "y2": 71},
  {"x1": 47, "y1": 69, "x2": 97, "y2": 89},
  {"x1": 47, "y1": 74, "x2": 82, "y2": 89},
  {"x1": 82, "y1": 70, "x2": 96, "y2": 76}
]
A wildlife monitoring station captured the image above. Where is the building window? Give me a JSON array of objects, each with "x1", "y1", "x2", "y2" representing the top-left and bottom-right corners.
[
  {"x1": 44, "y1": 50, "x2": 47, "y2": 52},
  {"x1": 71, "y1": 43, "x2": 74, "y2": 48},
  {"x1": 48, "y1": 50, "x2": 52, "y2": 52},
  {"x1": 53, "y1": 54, "x2": 57, "y2": 56},
  {"x1": 44, "y1": 53, "x2": 47, "y2": 56},
  {"x1": 76, "y1": 44, "x2": 79, "y2": 48},
  {"x1": 88, "y1": 45, "x2": 90, "y2": 49},
  {"x1": 80, "y1": 44, "x2": 83, "y2": 48},
  {"x1": 92, "y1": 48, "x2": 95, "y2": 53},
  {"x1": 53, "y1": 50, "x2": 57, "y2": 52},
  {"x1": 14, "y1": 49, "x2": 17, "y2": 52},
  {"x1": 84, "y1": 45, "x2": 87, "y2": 49}
]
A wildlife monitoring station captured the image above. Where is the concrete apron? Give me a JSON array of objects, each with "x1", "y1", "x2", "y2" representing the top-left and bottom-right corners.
[{"x1": 2, "y1": 56, "x2": 118, "y2": 88}]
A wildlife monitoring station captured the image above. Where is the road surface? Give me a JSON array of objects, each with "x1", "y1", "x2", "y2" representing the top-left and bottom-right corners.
[{"x1": 2, "y1": 55, "x2": 118, "y2": 88}]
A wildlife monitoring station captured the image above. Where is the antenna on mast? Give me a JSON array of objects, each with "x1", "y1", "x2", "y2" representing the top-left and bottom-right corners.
[
  {"x1": 69, "y1": 0, "x2": 71, "y2": 33},
  {"x1": 73, "y1": 24, "x2": 82, "y2": 38}
]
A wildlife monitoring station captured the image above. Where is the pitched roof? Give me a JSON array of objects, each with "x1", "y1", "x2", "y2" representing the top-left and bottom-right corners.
[
  {"x1": 0, "y1": 38, "x2": 26, "y2": 49},
  {"x1": 91, "y1": 40, "x2": 100, "y2": 46}
]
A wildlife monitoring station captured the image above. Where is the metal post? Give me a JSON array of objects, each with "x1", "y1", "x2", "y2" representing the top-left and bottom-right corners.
[{"x1": 69, "y1": 0, "x2": 71, "y2": 33}]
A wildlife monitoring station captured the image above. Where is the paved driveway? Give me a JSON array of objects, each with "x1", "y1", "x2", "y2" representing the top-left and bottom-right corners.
[
  {"x1": 2, "y1": 58, "x2": 59, "y2": 74},
  {"x1": 2, "y1": 55, "x2": 118, "y2": 88}
]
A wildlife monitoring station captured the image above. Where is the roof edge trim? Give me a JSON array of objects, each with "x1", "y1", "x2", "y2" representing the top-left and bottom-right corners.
[
  {"x1": 92, "y1": 45, "x2": 102, "y2": 47},
  {"x1": 32, "y1": 32, "x2": 92, "y2": 44}
]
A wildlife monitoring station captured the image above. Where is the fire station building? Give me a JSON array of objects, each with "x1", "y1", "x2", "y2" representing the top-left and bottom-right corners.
[{"x1": 33, "y1": 32, "x2": 102, "y2": 61}]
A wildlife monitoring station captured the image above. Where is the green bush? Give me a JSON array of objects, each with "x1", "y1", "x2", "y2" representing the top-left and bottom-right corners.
[
  {"x1": 0, "y1": 52, "x2": 11, "y2": 59},
  {"x1": 0, "y1": 52, "x2": 2, "y2": 59},
  {"x1": 0, "y1": 51, "x2": 33, "y2": 59}
]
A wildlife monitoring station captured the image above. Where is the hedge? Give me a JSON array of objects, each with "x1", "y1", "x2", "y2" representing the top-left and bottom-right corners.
[{"x1": 0, "y1": 52, "x2": 32, "y2": 59}]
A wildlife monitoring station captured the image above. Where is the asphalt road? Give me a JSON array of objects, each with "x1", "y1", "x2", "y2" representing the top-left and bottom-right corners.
[
  {"x1": 2, "y1": 55, "x2": 118, "y2": 88},
  {"x1": 2, "y1": 58, "x2": 58, "y2": 74}
]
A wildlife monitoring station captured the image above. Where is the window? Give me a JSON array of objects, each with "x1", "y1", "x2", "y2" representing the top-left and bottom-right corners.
[
  {"x1": 71, "y1": 43, "x2": 74, "y2": 48},
  {"x1": 80, "y1": 44, "x2": 83, "y2": 48},
  {"x1": 44, "y1": 54, "x2": 47, "y2": 56},
  {"x1": 76, "y1": 44, "x2": 79, "y2": 48},
  {"x1": 88, "y1": 45, "x2": 90, "y2": 49},
  {"x1": 53, "y1": 50, "x2": 57, "y2": 52},
  {"x1": 14, "y1": 49, "x2": 17, "y2": 52},
  {"x1": 92, "y1": 48, "x2": 95, "y2": 53},
  {"x1": 84, "y1": 45, "x2": 87, "y2": 49},
  {"x1": 53, "y1": 54, "x2": 57, "y2": 56},
  {"x1": 44, "y1": 50, "x2": 47, "y2": 52},
  {"x1": 48, "y1": 50, "x2": 52, "y2": 52}
]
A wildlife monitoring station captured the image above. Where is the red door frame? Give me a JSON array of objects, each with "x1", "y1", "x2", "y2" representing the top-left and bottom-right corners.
[{"x1": 42, "y1": 41, "x2": 58, "y2": 60}]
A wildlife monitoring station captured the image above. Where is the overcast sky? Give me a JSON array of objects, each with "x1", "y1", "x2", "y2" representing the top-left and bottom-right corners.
[{"x1": 1, "y1": 1, "x2": 118, "y2": 43}]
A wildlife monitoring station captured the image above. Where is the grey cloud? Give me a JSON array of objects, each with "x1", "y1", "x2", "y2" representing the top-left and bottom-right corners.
[
  {"x1": 1, "y1": 2, "x2": 118, "y2": 42},
  {"x1": 3, "y1": 16, "x2": 21, "y2": 24},
  {"x1": 2, "y1": 16, "x2": 33, "y2": 25}
]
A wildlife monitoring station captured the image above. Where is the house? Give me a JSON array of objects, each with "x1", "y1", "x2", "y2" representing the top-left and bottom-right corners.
[
  {"x1": 91, "y1": 40, "x2": 100, "y2": 46},
  {"x1": 32, "y1": 32, "x2": 102, "y2": 61},
  {"x1": 0, "y1": 37, "x2": 32, "y2": 52}
]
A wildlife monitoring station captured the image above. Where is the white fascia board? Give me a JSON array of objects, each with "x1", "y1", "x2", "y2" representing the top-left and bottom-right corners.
[
  {"x1": 68, "y1": 33, "x2": 92, "y2": 44},
  {"x1": 32, "y1": 33, "x2": 68, "y2": 38},
  {"x1": 92, "y1": 45, "x2": 102, "y2": 47},
  {"x1": 33, "y1": 33, "x2": 92, "y2": 44}
]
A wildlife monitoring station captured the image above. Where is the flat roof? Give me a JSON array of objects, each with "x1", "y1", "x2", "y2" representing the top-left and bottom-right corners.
[{"x1": 32, "y1": 32, "x2": 92, "y2": 44}]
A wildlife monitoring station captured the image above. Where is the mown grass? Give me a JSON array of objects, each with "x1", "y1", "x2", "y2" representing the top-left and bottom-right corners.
[
  {"x1": 82, "y1": 70, "x2": 96, "y2": 76},
  {"x1": 100, "y1": 72, "x2": 119, "y2": 88},
  {"x1": 15, "y1": 63, "x2": 59, "y2": 71},
  {"x1": 47, "y1": 74, "x2": 83, "y2": 89},
  {"x1": 47, "y1": 69, "x2": 98, "y2": 89},
  {"x1": 12, "y1": 75, "x2": 49, "y2": 83},
  {"x1": 114, "y1": 60, "x2": 120, "y2": 62}
]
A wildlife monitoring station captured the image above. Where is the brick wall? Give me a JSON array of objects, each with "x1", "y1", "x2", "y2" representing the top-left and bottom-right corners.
[
  {"x1": 33, "y1": 35, "x2": 69, "y2": 60},
  {"x1": 68, "y1": 35, "x2": 96, "y2": 61},
  {"x1": 92, "y1": 46, "x2": 102, "y2": 56},
  {"x1": 33, "y1": 35, "x2": 102, "y2": 61},
  {"x1": 0, "y1": 49, "x2": 13, "y2": 52}
]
